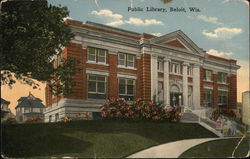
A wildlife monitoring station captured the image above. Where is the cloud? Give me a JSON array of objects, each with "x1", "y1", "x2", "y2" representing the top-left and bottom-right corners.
[
  {"x1": 207, "y1": 49, "x2": 234, "y2": 58},
  {"x1": 91, "y1": 9, "x2": 123, "y2": 20},
  {"x1": 106, "y1": 20, "x2": 125, "y2": 26},
  {"x1": 188, "y1": 15, "x2": 223, "y2": 25},
  {"x1": 196, "y1": 15, "x2": 223, "y2": 25},
  {"x1": 202, "y1": 27, "x2": 242, "y2": 39},
  {"x1": 91, "y1": 9, "x2": 164, "y2": 27},
  {"x1": 152, "y1": 32, "x2": 163, "y2": 36},
  {"x1": 125, "y1": 18, "x2": 164, "y2": 26}
]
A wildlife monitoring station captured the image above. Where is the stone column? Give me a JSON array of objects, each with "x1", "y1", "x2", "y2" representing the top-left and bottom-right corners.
[
  {"x1": 193, "y1": 64, "x2": 200, "y2": 109},
  {"x1": 164, "y1": 58, "x2": 170, "y2": 106},
  {"x1": 151, "y1": 54, "x2": 158, "y2": 101},
  {"x1": 183, "y1": 62, "x2": 188, "y2": 108}
]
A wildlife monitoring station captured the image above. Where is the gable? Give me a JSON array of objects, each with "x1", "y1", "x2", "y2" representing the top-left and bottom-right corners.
[
  {"x1": 150, "y1": 30, "x2": 204, "y2": 55},
  {"x1": 165, "y1": 39, "x2": 187, "y2": 50}
]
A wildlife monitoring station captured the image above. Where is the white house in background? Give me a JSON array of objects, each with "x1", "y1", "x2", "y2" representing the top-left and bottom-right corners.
[
  {"x1": 15, "y1": 92, "x2": 45, "y2": 122},
  {"x1": 242, "y1": 91, "x2": 250, "y2": 125},
  {"x1": 1, "y1": 98, "x2": 11, "y2": 121}
]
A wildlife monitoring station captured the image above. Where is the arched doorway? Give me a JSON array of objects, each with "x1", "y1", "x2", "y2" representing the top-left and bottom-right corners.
[{"x1": 170, "y1": 84, "x2": 183, "y2": 106}]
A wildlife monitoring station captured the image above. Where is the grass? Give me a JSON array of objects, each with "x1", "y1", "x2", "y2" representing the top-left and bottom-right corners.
[
  {"x1": 179, "y1": 137, "x2": 250, "y2": 158},
  {"x1": 2, "y1": 120, "x2": 217, "y2": 158}
]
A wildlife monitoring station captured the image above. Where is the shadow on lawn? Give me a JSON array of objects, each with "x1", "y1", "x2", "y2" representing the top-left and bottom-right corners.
[
  {"x1": 2, "y1": 124, "x2": 93, "y2": 158},
  {"x1": 62, "y1": 120, "x2": 218, "y2": 140},
  {"x1": 1, "y1": 120, "x2": 217, "y2": 158}
]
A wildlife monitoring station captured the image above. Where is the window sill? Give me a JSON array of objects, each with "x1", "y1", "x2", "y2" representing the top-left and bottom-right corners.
[
  {"x1": 203, "y1": 79, "x2": 213, "y2": 82},
  {"x1": 218, "y1": 82, "x2": 228, "y2": 85},
  {"x1": 87, "y1": 61, "x2": 109, "y2": 66},
  {"x1": 170, "y1": 72, "x2": 182, "y2": 76},
  {"x1": 118, "y1": 65, "x2": 137, "y2": 70}
]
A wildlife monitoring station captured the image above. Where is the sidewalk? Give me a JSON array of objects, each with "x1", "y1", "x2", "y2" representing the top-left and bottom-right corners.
[{"x1": 127, "y1": 137, "x2": 238, "y2": 158}]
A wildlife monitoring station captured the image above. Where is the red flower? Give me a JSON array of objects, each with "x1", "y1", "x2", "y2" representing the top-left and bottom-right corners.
[{"x1": 165, "y1": 113, "x2": 170, "y2": 118}]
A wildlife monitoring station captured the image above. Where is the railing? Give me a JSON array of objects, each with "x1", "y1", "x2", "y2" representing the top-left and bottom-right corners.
[{"x1": 182, "y1": 106, "x2": 222, "y2": 136}]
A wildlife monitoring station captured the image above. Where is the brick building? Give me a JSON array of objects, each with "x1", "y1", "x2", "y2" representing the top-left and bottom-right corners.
[{"x1": 44, "y1": 19, "x2": 240, "y2": 122}]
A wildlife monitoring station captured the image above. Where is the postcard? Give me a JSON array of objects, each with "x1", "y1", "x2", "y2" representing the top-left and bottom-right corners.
[{"x1": 1, "y1": 0, "x2": 249, "y2": 158}]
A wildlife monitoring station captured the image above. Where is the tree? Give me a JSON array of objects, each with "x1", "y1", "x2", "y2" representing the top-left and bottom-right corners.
[{"x1": 1, "y1": 0, "x2": 78, "y2": 95}]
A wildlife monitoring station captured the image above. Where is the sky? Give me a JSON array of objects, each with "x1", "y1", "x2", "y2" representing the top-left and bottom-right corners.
[{"x1": 2, "y1": 0, "x2": 249, "y2": 114}]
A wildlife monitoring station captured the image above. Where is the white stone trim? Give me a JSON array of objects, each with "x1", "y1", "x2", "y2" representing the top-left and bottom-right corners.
[
  {"x1": 71, "y1": 39, "x2": 82, "y2": 44},
  {"x1": 158, "y1": 77, "x2": 164, "y2": 81},
  {"x1": 204, "y1": 85, "x2": 214, "y2": 90},
  {"x1": 86, "y1": 61, "x2": 109, "y2": 66},
  {"x1": 86, "y1": 69, "x2": 109, "y2": 76},
  {"x1": 117, "y1": 65, "x2": 137, "y2": 70},
  {"x1": 218, "y1": 87, "x2": 229, "y2": 91},
  {"x1": 117, "y1": 73, "x2": 137, "y2": 79}
]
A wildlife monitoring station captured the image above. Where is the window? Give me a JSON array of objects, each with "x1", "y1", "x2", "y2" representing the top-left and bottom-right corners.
[
  {"x1": 33, "y1": 108, "x2": 41, "y2": 113},
  {"x1": 87, "y1": 47, "x2": 107, "y2": 63},
  {"x1": 204, "y1": 70, "x2": 212, "y2": 81},
  {"x1": 49, "y1": 115, "x2": 52, "y2": 122},
  {"x1": 218, "y1": 72, "x2": 227, "y2": 84},
  {"x1": 170, "y1": 62, "x2": 180, "y2": 74},
  {"x1": 187, "y1": 66, "x2": 193, "y2": 76},
  {"x1": 55, "y1": 113, "x2": 59, "y2": 122},
  {"x1": 119, "y1": 78, "x2": 135, "y2": 100},
  {"x1": 118, "y1": 53, "x2": 135, "y2": 68},
  {"x1": 157, "y1": 60, "x2": 163, "y2": 72},
  {"x1": 218, "y1": 90, "x2": 228, "y2": 107},
  {"x1": 88, "y1": 74, "x2": 106, "y2": 99},
  {"x1": 24, "y1": 107, "x2": 30, "y2": 113},
  {"x1": 204, "y1": 89, "x2": 212, "y2": 107}
]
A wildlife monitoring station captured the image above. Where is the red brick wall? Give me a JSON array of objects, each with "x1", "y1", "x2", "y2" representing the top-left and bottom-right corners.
[
  {"x1": 228, "y1": 75, "x2": 237, "y2": 109},
  {"x1": 165, "y1": 40, "x2": 186, "y2": 49},
  {"x1": 136, "y1": 58, "x2": 142, "y2": 99},
  {"x1": 65, "y1": 43, "x2": 85, "y2": 99},
  {"x1": 108, "y1": 54, "x2": 118, "y2": 99},
  {"x1": 140, "y1": 54, "x2": 151, "y2": 101},
  {"x1": 212, "y1": 74, "x2": 218, "y2": 108},
  {"x1": 188, "y1": 77, "x2": 193, "y2": 83},
  {"x1": 207, "y1": 55, "x2": 236, "y2": 64},
  {"x1": 65, "y1": 19, "x2": 140, "y2": 40}
]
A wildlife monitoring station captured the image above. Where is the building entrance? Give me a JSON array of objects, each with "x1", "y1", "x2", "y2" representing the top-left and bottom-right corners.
[
  {"x1": 170, "y1": 84, "x2": 183, "y2": 106},
  {"x1": 170, "y1": 93, "x2": 183, "y2": 106}
]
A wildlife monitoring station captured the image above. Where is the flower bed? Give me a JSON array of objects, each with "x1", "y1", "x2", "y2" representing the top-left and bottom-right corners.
[{"x1": 101, "y1": 98, "x2": 181, "y2": 122}]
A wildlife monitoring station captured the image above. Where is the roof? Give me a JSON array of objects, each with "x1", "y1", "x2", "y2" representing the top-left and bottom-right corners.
[
  {"x1": 1, "y1": 98, "x2": 10, "y2": 105},
  {"x1": 66, "y1": 19, "x2": 239, "y2": 66},
  {"x1": 15, "y1": 92, "x2": 45, "y2": 109}
]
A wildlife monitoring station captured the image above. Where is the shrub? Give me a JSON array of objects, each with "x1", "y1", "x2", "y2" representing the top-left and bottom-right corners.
[
  {"x1": 101, "y1": 98, "x2": 181, "y2": 122},
  {"x1": 3, "y1": 117, "x2": 17, "y2": 124},
  {"x1": 60, "y1": 116, "x2": 72, "y2": 123},
  {"x1": 25, "y1": 116, "x2": 43, "y2": 123},
  {"x1": 211, "y1": 108, "x2": 237, "y2": 121}
]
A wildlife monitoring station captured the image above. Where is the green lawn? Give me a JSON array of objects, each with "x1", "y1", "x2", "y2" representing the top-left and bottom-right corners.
[
  {"x1": 179, "y1": 137, "x2": 250, "y2": 158},
  {"x1": 2, "y1": 120, "x2": 217, "y2": 158}
]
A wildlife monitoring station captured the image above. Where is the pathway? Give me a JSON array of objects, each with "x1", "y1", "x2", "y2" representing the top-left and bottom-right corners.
[{"x1": 127, "y1": 137, "x2": 238, "y2": 158}]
